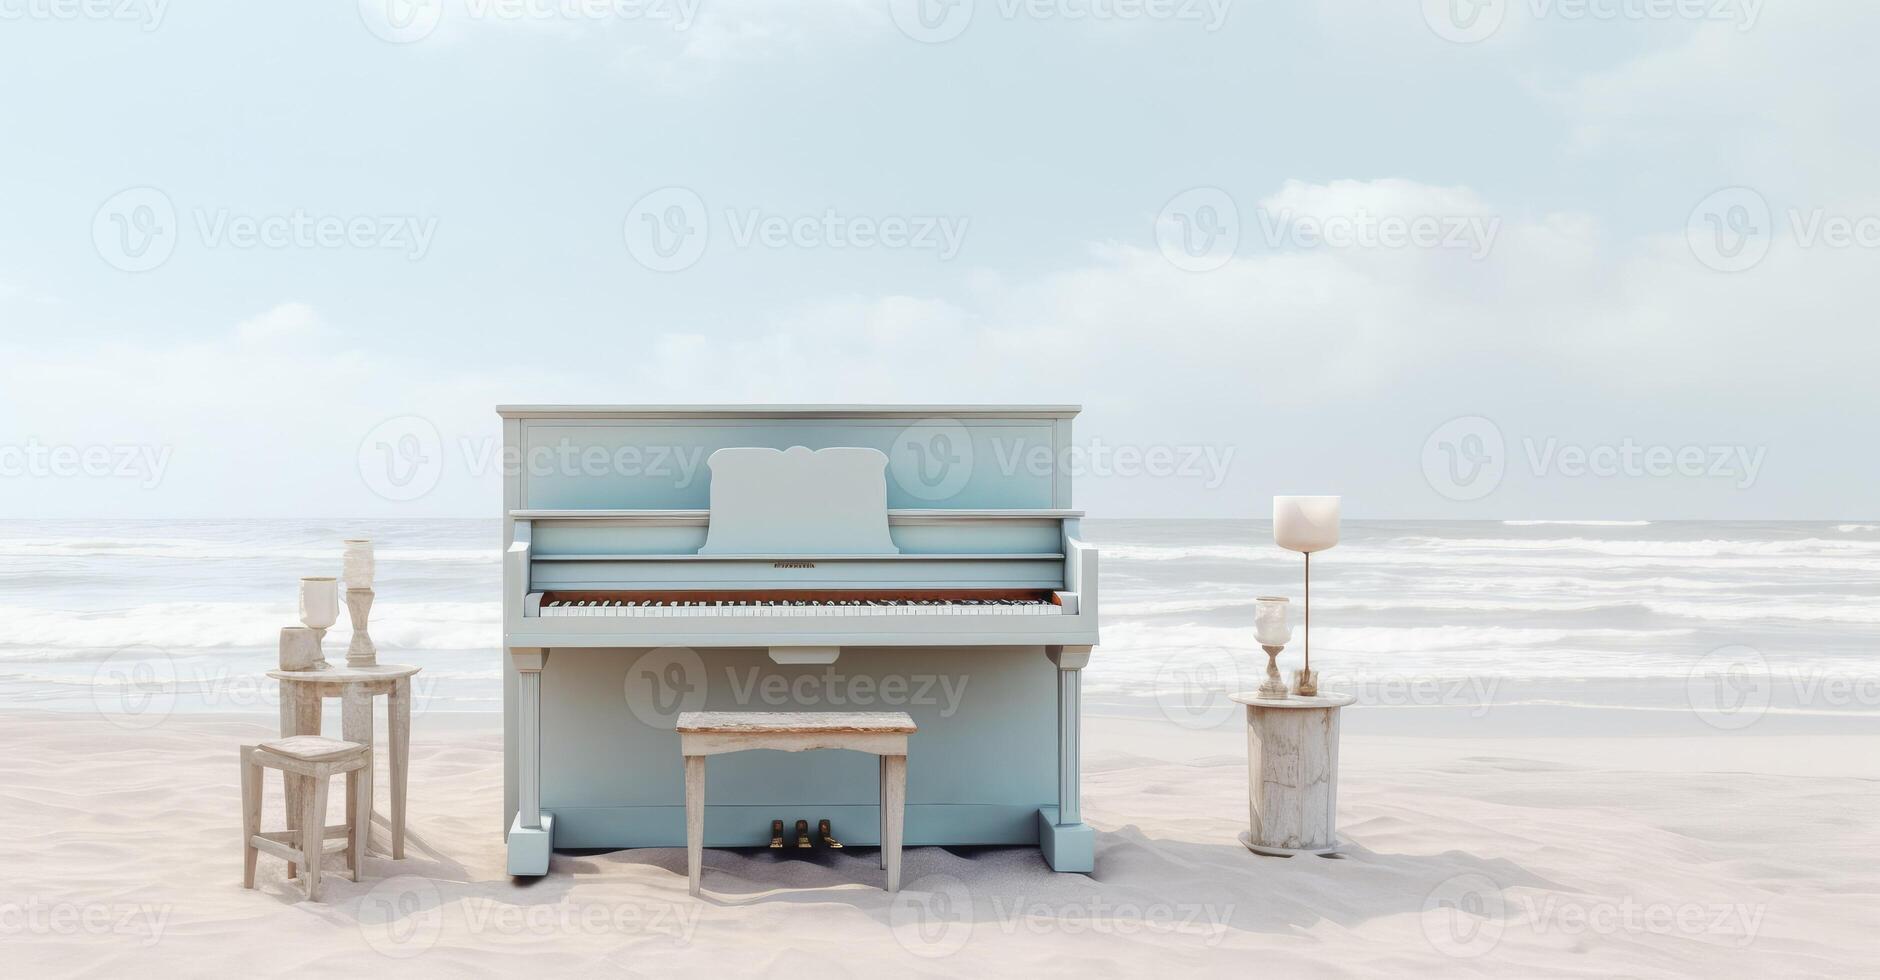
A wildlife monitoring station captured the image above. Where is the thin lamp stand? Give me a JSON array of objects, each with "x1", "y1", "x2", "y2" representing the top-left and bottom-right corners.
[{"x1": 1295, "y1": 551, "x2": 1319, "y2": 696}]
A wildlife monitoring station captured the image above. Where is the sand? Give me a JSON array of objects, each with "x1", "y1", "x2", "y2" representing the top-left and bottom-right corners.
[{"x1": 1, "y1": 711, "x2": 1874, "y2": 978}]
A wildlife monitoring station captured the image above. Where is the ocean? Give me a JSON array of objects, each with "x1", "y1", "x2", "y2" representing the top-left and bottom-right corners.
[{"x1": 5, "y1": 519, "x2": 1876, "y2": 732}]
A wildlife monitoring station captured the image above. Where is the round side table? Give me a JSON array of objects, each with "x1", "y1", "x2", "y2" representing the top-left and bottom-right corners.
[
  {"x1": 270, "y1": 664, "x2": 421, "y2": 858},
  {"x1": 1229, "y1": 691, "x2": 1356, "y2": 857}
]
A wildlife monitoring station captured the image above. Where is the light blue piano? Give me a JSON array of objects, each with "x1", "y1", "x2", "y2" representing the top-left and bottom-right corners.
[{"x1": 500, "y1": 406, "x2": 1100, "y2": 875}]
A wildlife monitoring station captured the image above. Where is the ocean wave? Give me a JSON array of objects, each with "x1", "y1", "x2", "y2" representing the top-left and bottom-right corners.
[
  {"x1": 1109, "y1": 593, "x2": 1880, "y2": 624},
  {"x1": 0, "y1": 538, "x2": 497, "y2": 563},
  {"x1": 1501, "y1": 520, "x2": 1653, "y2": 526},
  {"x1": 0, "y1": 601, "x2": 500, "y2": 654},
  {"x1": 1099, "y1": 620, "x2": 1694, "y2": 654},
  {"x1": 1839, "y1": 524, "x2": 1880, "y2": 533}
]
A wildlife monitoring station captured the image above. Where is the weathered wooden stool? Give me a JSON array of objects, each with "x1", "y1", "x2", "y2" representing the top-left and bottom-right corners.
[
  {"x1": 677, "y1": 711, "x2": 915, "y2": 897},
  {"x1": 240, "y1": 735, "x2": 371, "y2": 901}
]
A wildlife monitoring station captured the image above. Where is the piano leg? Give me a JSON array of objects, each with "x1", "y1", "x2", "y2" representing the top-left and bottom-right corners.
[
  {"x1": 1039, "y1": 646, "x2": 1096, "y2": 873},
  {"x1": 507, "y1": 647, "x2": 554, "y2": 876}
]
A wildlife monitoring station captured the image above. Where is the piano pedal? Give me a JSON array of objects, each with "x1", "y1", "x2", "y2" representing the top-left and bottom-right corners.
[
  {"x1": 794, "y1": 819, "x2": 813, "y2": 849},
  {"x1": 818, "y1": 819, "x2": 843, "y2": 849},
  {"x1": 769, "y1": 819, "x2": 785, "y2": 849}
]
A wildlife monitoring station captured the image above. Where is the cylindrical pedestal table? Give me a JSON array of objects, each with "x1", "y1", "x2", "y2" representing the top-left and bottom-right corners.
[{"x1": 1230, "y1": 692, "x2": 1356, "y2": 856}]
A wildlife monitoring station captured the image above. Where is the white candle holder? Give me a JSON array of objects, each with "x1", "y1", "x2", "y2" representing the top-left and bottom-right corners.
[
  {"x1": 297, "y1": 577, "x2": 338, "y2": 670},
  {"x1": 345, "y1": 588, "x2": 379, "y2": 668},
  {"x1": 343, "y1": 539, "x2": 376, "y2": 591},
  {"x1": 1253, "y1": 596, "x2": 1293, "y2": 700}
]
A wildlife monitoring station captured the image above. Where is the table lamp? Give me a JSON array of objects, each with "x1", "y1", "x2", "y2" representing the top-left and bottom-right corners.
[{"x1": 1274, "y1": 495, "x2": 1340, "y2": 696}]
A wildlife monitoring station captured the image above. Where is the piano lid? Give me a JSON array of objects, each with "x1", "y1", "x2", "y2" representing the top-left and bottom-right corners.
[{"x1": 697, "y1": 447, "x2": 900, "y2": 556}]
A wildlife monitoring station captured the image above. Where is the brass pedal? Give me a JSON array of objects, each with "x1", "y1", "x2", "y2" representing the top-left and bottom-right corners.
[
  {"x1": 769, "y1": 819, "x2": 785, "y2": 849},
  {"x1": 794, "y1": 819, "x2": 812, "y2": 849},
  {"x1": 819, "y1": 819, "x2": 843, "y2": 849}
]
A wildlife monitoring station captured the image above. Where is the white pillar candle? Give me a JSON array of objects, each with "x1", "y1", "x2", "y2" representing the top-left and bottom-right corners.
[{"x1": 342, "y1": 539, "x2": 376, "y2": 590}]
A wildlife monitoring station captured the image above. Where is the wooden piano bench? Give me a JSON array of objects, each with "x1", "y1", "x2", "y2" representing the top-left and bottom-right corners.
[
  {"x1": 240, "y1": 736, "x2": 371, "y2": 902},
  {"x1": 676, "y1": 711, "x2": 917, "y2": 897}
]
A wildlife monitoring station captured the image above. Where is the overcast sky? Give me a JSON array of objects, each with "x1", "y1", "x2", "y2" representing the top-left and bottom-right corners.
[{"x1": 2, "y1": 0, "x2": 1875, "y2": 519}]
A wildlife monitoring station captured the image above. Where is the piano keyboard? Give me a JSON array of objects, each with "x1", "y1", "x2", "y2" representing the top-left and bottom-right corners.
[{"x1": 539, "y1": 597, "x2": 1063, "y2": 617}]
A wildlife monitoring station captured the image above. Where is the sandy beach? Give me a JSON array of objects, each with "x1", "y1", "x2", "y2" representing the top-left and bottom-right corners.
[{"x1": 3, "y1": 709, "x2": 1873, "y2": 977}]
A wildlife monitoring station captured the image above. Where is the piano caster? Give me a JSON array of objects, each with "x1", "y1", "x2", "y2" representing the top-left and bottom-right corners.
[
  {"x1": 819, "y1": 819, "x2": 843, "y2": 849},
  {"x1": 769, "y1": 819, "x2": 786, "y2": 849},
  {"x1": 794, "y1": 819, "x2": 813, "y2": 849}
]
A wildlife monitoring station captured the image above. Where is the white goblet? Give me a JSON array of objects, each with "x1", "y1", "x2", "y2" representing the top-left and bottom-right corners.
[{"x1": 297, "y1": 577, "x2": 338, "y2": 669}]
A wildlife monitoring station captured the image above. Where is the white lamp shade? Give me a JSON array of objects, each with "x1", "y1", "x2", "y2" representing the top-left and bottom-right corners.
[
  {"x1": 1274, "y1": 495, "x2": 1341, "y2": 553},
  {"x1": 299, "y1": 577, "x2": 339, "y2": 630},
  {"x1": 1253, "y1": 596, "x2": 1292, "y2": 646},
  {"x1": 342, "y1": 539, "x2": 375, "y2": 590}
]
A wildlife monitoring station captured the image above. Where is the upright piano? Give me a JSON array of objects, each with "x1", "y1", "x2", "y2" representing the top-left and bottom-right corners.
[{"x1": 500, "y1": 406, "x2": 1100, "y2": 875}]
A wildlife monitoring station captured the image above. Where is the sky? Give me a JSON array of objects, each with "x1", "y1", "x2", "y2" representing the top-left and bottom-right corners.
[{"x1": 1, "y1": 0, "x2": 1876, "y2": 519}]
